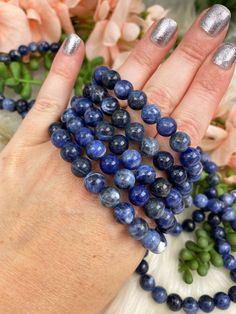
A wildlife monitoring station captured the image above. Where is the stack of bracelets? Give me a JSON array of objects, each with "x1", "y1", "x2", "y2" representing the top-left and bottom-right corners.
[{"x1": 1, "y1": 52, "x2": 236, "y2": 312}]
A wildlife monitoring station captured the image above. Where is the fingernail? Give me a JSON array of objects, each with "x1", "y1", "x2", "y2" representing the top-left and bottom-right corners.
[
  {"x1": 200, "y1": 4, "x2": 231, "y2": 36},
  {"x1": 63, "y1": 33, "x2": 81, "y2": 55},
  {"x1": 151, "y1": 18, "x2": 177, "y2": 46},
  {"x1": 212, "y1": 43, "x2": 236, "y2": 69}
]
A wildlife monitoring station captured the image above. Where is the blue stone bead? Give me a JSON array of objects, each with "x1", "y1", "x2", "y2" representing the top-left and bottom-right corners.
[
  {"x1": 2, "y1": 98, "x2": 15, "y2": 111},
  {"x1": 38, "y1": 41, "x2": 50, "y2": 52},
  {"x1": 0, "y1": 95, "x2": 3, "y2": 109},
  {"x1": 135, "y1": 260, "x2": 149, "y2": 275},
  {"x1": 140, "y1": 136, "x2": 159, "y2": 157},
  {"x1": 67, "y1": 117, "x2": 84, "y2": 133},
  {"x1": 231, "y1": 190, "x2": 236, "y2": 202},
  {"x1": 16, "y1": 99, "x2": 28, "y2": 114},
  {"x1": 139, "y1": 274, "x2": 155, "y2": 291},
  {"x1": 176, "y1": 180, "x2": 193, "y2": 196},
  {"x1": 222, "y1": 207, "x2": 235, "y2": 221},
  {"x1": 48, "y1": 122, "x2": 64, "y2": 136},
  {"x1": 156, "y1": 117, "x2": 177, "y2": 137},
  {"x1": 184, "y1": 195, "x2": 193, "y2": 208},
  {"x1": 166, "y1": 188, "x2": 182, "y2": 208},
  {"x1": 101, "y1": 96, "x2": 119, "y2": 115},
  {"x1": 89, "y1": 85, "x2": 107, "y2": 104},
  {"x1": 141, "y1": 104, "x2": 161, "y2": 124},
  {"x1": 153, "y1": 232, "x2": 167, "y2": 253},
  {"x1": 83, "y1": 83, "x2": 94, "y2": 98},
  {"x1": 187, "y1": 162, "x2": 203, "y2": 177},
  {"x1": 71, "y1": 157, "x2": 92, "y2": 177},
  {"x1": 214, "y1": 292, "x2": 230, "y2": 310},
  {"x1": 170, "y1": 222, "x2": 183, "y2": 236},
  {"x1": 0, "y1": 53, "x2": 11, "y2": 65},
  {"x1": 155, "y1": 208, "x2": 175, "y2": 229},
  {"x1": 101, "y1": 69, "x2": 121, "y2": 89},
  {"x1": 183, "y1": 297, "x2": 199, "y2": 314},
  {"x1": 170, "y1": 131, "x2": 191, "y2": 152},
  {"x1": 208, "y1": 213, "x2": 221, "y2": 226},
  {"x1": 211, "y1": 226, "x2": 225, "y2": 240},
  {"x1": 198, "y1": 295, "x2": 215, "y2": 313},
  {"x1": 109, "y1": 134, "x2": 129, "y2": 155},
  {"x1": 18, "y1": 45, "x2": 29, "y2": 56},
  {"x1": 171, "y1": 201, "x2": 185, "y2": 214},
  {"x1": 201, "y1": 152, "x2": 210, "y2": 164},
  {"x1": 50, "y1": 42, "x2": 60, "y2": 52},
  {"x1": 182, "y1": 219, "x2": 196, "y2": 232},
  {"x1": 207, "y1": 198, "x2": 223, "y2": 214},
  {"x1": 167, "y1": 294, "x2": 183, "y2": 311},
  {"x1": 60, "y1": 142, "x2": 81, "y2": 162},
  {"x1": 100, "y1": 154, "x2": 120, "y2": 174},
  {"x1": 228, "y1": 286, "x2": 236, "y2": 302},
  {"x1": 207, "y1": 174, "x2": 221, "y2": 186},
  {"x1": 194, "y1": 194, "x2": 208, "y2": 208},
  {"x1": 99, "y1": 186, "x2": 120, "y2": 208},
  {"x1": 28, "y1": 42, "x2": 38, "y2": 52},
  {"x1": 205, "y1": 187, "x2": 218, "y2": 199},
  {"x1": 114, "y1": 169, "x2": 135, "y2": 189},
  {"x1": 150, "y1": 177, "x2": 171, "y2": 198},
  {"x1": 128, "y1": 90, "x2": 147, "y2": 110},
  {"x1": 84, "y1": 172, "x2": 106, "y2": 193},
  {"x1": 223, "y1": 254, "x2": 236, "y2": 270},
  {"x1": 113, "y1": 202, "x2": 135, "y2": 224},
  {"x1": 192, "y1": 210, "x2": 205, "y2": 223},
  {"x1": 114, "y1": 79, "x2": 133, "y2": 99},
  {"x1": 188, "y1": 172, "x2": 202, "y2": 183},
  {"x1": 153, "y1": 151, "x2": 174, "y2": 171},
  {"x1": 84, "y1": 107, "x2": 103, "y2": 127},
  {"x1": 61, "y1": 108, "x2": 77, "y2": 123},
  {"x1": 128, "y1": 217, "x2": 149, "y2": 240},
  {"x1": 122, "y1": 149, "x2": 142, "y2": 170},
  {"x1": 70, "y1": 96, "x2": 93, "y2": 116},
  {"x1": 75, "y1": 127, "x2": 94, "y2": 147},
  {"x1": 217, "y1": 240, "x2": 231, "y2": 255},
  {"x1": 135, "y1": 164, "x2": 156, "y2": 184},
  {"x1": 230, "y1": 269, "x2": 236, "y2": 283},
  {"x1": 125, "y1": 122, "x2": 144, "y2": 142},
  {"x1": 141, "y1": 229, "x2": 161, "y2": 252},
  {"x1": 86, "y1": 140, "x2": 106, "y2": 160},
  {"x1": 144, "y1": 198, "x2": 165, "y2": 219},
  {"x1": 9, "y1": 49, "x2": 21, "y2": 61},
  {"x1": 204, "y1": 161, "x2": 218, "y2": 175},
  {"x1": 180, "y1": 147, "x2": 201, "y2": 167},
  {"x1": 129, "y1": 185, "x2": 150, "y2": 206},
  {"x1": 221, "y1": 193, "x2": 234, "y2": 206},
  {"x1": 168, "y1": 165, "x2": 187, "y2": 185},
  {"x1": 51, "y1": 129, "x2": 70, "y2": 148},
  {"x1": 93, "y1": 66, "x2": 109, "y2": 85},
  {"x1": 152, "y1": 286, "x2": 167, "y2": 304},
  {"x1": 95, "y1": 121, "x2": 115, "y2": 141},
  {"x1": 111, "y1": 108, "x2": 131, "y2": 128}
]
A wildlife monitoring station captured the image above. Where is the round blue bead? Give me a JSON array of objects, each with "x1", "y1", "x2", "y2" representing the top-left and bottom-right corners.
[
  {"x1": 150, "y1": 177, "x2": 172, "y2": 198},
  {"x1": 86, "y1": 140, "x2": 106, "y2": 160},
  {"x1": 207, "y1": 174, "x2": 221, "y2": 186},
  {"x1": 194, "y1": 193, "x2": 208, "y2": 208},
  {"x1": 16, "y1": 99, "x2": 28, "y2": 114},
  {"x1": 192, "y1": 210, "x2": 205, "y2": 223},
  {"x1": 152, "y1": 286, "x2": 167, "y2": 304},
  {"x1": 100, "y1": 154, "x2": 120, "y2": 174},
  {"x1": 198, "y1": 295, "x2": 215, "y2": 313},
  {"x1": 93, "y1": 66, "x2": 109, "y2": 85},
  {"x1": 70, "y1": 96, "x2": 93, "y2": 116},
  {"x1": 114, "y1": 169, "x2": 135, "y2": 189},
  {"x1": 214, "y1": 292, "x2": 230, "y2": 310},
  {"x1": 204, "y1": 161, "x2": 218, "y2": 174},
  {"x1": 170, "y1": 222, "x2": 183, "y2": 236},
  {"x1": 100, "y1": 186, "x2": 120, "y2": 208},
  {"x1": 141, "y1": 229, "x2": 161, "y2": 252},
  {"x1": 28, "y1": 42, "x2": 38, "y2": 52},
  {"x1": 153, "y1": 151, "x2": 174, "y2": 171},
  {"x1": 166, "y1": 188, "x2": 182, "y2": 208},
  {"x1": 170, "y1": 131, "x2": 191, "y2": 152},
  {"x1": 168, "y1": 165, "x2": 187, "y2": 185},
  {"x1": 217, "y1": 240, "x2": 231, "y2": 255},
  {"x1": 201, "y1": 152, "x2": 210, "y2": 164},
  {"x1": 84, "y1": 107, "x2": 103, "y2": 127},
  {"x1": 2, "y1": 98, "x2": 15, "y2": 111},
  {"x1": 176, "y1": 180, "x2": 193, "y2": 196},
  {"x1": 230, "y1": 269, "x2": 236, "y2": 283},
  {"x1": 113, "y1": 202, "x2": 135, "y2": 224},
  {"x1": 109, "y1": 135, "x2": 129, "y2": 155},
  {"x1": 156, "y1": 117, "x2": 177, "y2": 137},
  {"x1": 128, "y1": 90, "x2": 147, "y2": 110},
  {"x1": 188, "y1": 172, "x2": 202, "y2": 183},
  {"x1": 184, "y1": 195, "x2": 193, "y2": 208},
  {"x1": 171, "y1": 201, "x2": 185, "y2": 215},
  {"x1": 48, "y1": 122, "x2": 64, "y2": 136},
  {"x1": 95, "y1": 121, "x2": 115, "y2": 141},
  {"x1": 38, "y1": 41, "x2": 50, "y2": 52},
  {"x1": 122, "y1": 149, "x2": 142, "y2": 170},
  {"x1": 144, "y1": 198, "x2": 165, "y2": 219},
  {"x1": 9, "y1": 49, "x2": 21, "y2": 61},
  {"x1": 183, "y1": 297, "x2": 199, "y2": 314},
  {"x1": 182, "y1": 219, "x2": 196, "y2": 232},
  {"x1": 135, "y1": 164, "x2": 156, "y2": 184},
  {"x1": 211, "y1": 226, "x2": 225, "y2": 240},
  {"x1": 111, "y1": 108, "x2": 131, "y2": 128},
  {"x1": 61, "y1": 108, "x2": 77, "y2": 123},
  {"x1": 223, "y1": 254, "x2": 236, "y2": 270},
  {"x1": 101, "y1": 96, "x2": 119, "y2": 115},
  {"x1": 140, "y1": 274, "x2": 155, "y2": 291},
  {"x1": 125, "y1": 122, "x2": 144, "y2": 142},
  {"x1": 51, "y1": 129, "x2": 70, "y2": 148},
  {"x1": 180, "y1": 147, "x2": 201, "y2": 167},
  {"x1": 75, "y1": 127, "x2": 94, "y2": 147},
  {"x1": 228, "y1": 286, "x2": 236, "y2": 302},
  {"x1": 167, "y1": 294, "x2": 183, "y2": 311},
  {"x1": 101, "y1": 69, "x2": 120, "y2": 89},
  {"x1": 205, "y1": 187, "x2": 218, "y2": 199},
  {"x1": 221, "y1": 193, "x2": 234, "y2": 206},
  {"x1": 141, "y1": 104, "x2": 161, "y2": 124},
  {"x1": 67, "y1": 117, "x2": 84, "y2": 133},
  {"x1": 222, "y1": 207, "x2": 235, "y2": 221},
  {"x1": 60, "y1": 142, "x2": 81, "y2": 162},
  {"x1": 50, "y1": 42, "x2": 60, "y2": 52},
  {"x1": 114, "y1": 79, "x2": 133, "y2": 99},
  {"x1": 153, "y1": 232, "x2": 167, "y2": 253},
  {"x1": 128, "y1": 217, "x2": 149, "y2": 240},
  {"x1": 187, "y1": 162, "x2": 203, "y2": 176},
  {"x1": 208, "y1": 213, "x2": 221, "y2": 227},
  {"x1": 136, "y1": 260, "x2": 149, "y2": 275},
  {"x1": 84, "y1": 172, "x2": 106, "y2": 193},
  {"x1": 207, "y1": 198, "x2": 223, "y2": 214},
  {"x1": 231, "y1": 190, "x2": 236, "y2": 202},
  {"x1": 88, "y1": 84, "x2": 107, "y2": 104},
  {"x1": 155, "y1": 208, "x2": 175, "y2": 229},
  {"x1": 140, "y1": 136, "x2": 159, "y2": 157},
  {"x1": 129, "y1": 185, "x2": 150, "y2": 206},
  {"x1": 0, "y1": 53, "x2": 10, "y2": 65},
  {"x1": 18, "y1": 45, "x2": 29, "y2": 56},
  {"x1": 71, "y1": 157, "x2": 92, "y2": 177}
]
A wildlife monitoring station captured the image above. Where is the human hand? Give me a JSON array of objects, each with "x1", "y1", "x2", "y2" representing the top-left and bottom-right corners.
[{"x1": 0, "y1": 4, "x2": 235, "y2": 314}]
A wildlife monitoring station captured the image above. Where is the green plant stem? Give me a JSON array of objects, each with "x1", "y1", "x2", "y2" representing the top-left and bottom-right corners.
[{"x1": 19, "y1": 78, "x2": 42, "y2": 85}]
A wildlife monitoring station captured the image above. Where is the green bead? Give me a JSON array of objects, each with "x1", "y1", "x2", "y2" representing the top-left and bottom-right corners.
[
  {"x1": 197, "y1": 263, "x2": 208, "y2": 276},
  {"x1": 202, "y1": 222, "x2": 212, "y2": 232},
  {"x1": 210, "y1": 250, "x2": 223, "y2": 267},
  {"x1": 188, "y1": 259, "x2": 199, "y2": 270},
  {"x1": 180, "y1": 248, "x2": 194, "y2": 261},
  {"x1": 226, "y1": 233, "x2": 236, "y2": 246},
  {"x1": 183, "y1": 269, "x2": 193, "y2": 284},
  {"x1": 197, "y1": 237, "x2": 209, "y2": 249},
  {"x1": 186, "y1": 241, "x2": 202, "y2": 253},
  {"x1": 199, "y1": 252, "x2": 211, "y2": 263}
]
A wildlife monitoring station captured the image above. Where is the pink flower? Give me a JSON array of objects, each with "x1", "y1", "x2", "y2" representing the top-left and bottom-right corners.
[
  {"x1": 0, "y1": 1, "x2": 32, "y2": 52},
  {"x1": 144, "y1": 5, "x2": 168, "y2": 30}
]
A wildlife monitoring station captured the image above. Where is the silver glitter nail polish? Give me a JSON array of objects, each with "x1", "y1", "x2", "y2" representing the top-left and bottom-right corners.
[
  {"x1": 212, "y1": 43, "x2": 236, "y2": 69},
  {"x1": 63, "y1": 33, "x2": 81, "y2": 55},
  {"x1": 151, "y1": 18, "x2": 177, "y2": 46},
  {"x1": 200, "y1": 4, "x2": 231, "y2": 36}
]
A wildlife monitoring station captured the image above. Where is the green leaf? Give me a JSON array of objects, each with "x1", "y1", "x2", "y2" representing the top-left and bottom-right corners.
[
  {"x1": 90, "y1": 56, "x2": 104, "y2": 67},
  {"x1": 44, "y1": 53, "x2": 52, "y2": 70},
  {"x1": 21, "y1": 83, "x2": 32, "y2": 100},
  {"x1": 0, "y1": 63, "x2": 10, "y2": 79},
  {"x1": 5, "y1": 77, "x2": 19, "y2": 87},
  {"x1": 10, "y1": 62, "x2": 21, "y2": 79},
  {"x1": 0, "y1": 79, "x2": 5, "y2": 94}
]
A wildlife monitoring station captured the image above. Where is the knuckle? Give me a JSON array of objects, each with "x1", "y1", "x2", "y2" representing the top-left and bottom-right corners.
[
  {"x1": 131, "y1": 48, "x2": 154, "y2": 70},
  {"x1": 33, "y1": 97, "x2": 61, "y2": 114},
  {"x1": 145, "y1": 84, "x2": 175, "y2": 114},
  {"x1": 176, "y1": 114, "x2": 202, "y2": 145},
  {"x1": 194, "y1": 74, "x2": 223, "y2": 98},
  {"x1": 178, "y1": 38, "x2": 204, "y2": 64}
]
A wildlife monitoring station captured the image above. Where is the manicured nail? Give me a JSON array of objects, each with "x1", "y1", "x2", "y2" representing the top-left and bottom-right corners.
[
  {"x1": 200, "y1": 4, "x2": 231, "y2": 36},
  {"x1": 63, "y1": 33, "x2": 81, "y2": 55},
  {"x1": 212, "y1": 43, "x2": 236, "y2": 69},
  {"x1": 151, "y1": 18, "x2": 177, "y2": 46}
]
